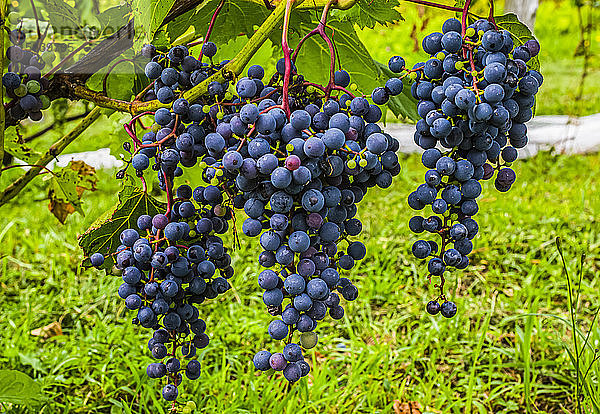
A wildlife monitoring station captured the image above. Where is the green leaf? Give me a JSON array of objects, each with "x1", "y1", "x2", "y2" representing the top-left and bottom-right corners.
[
  {"x1": 374, "y1": 61, "x2": 419, "y2": 121},
  {"x1": 132, "y1": 0, "x2": 176, "y2": 43},
  {"x1": 163, "y1": 0, "x2": 270, "y2": 47},
  {"x1": 332, "y1": 0, "x2": 403, "y2": 29},
  {"x1": 0, "y1": 369, "x2": 44, "y2": 405},
  {"x1": 78, "y1": 186, "x2": 166, "y2": 269},
  {"x1": 97, "y1": 4, "x2": 131, "y2": 36},
  {"x1": 41, "y1": 0, "x2": 81, "y2": 34},
  {"x1": 494, "y1": 13, "x2": 540, "y2": 70},
  {"x1": 3, "y1": 126, "x2": 41, "y2": 163}
]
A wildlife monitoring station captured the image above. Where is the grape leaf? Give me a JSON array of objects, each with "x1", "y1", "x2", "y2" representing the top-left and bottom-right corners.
[
  {"x1": 41, "y1": 0, "x2": 81, "y2": 34},
  {"x1": 132, "y1": 0, "x2": 176, "y2": 44},
  {"x1": 0, "y1": 370, "x2": 44, "y2": 405},
  {"x1": 3, "y1": 126, "x2": 41, "y2": 163},
  {"x1": 374, "y1": 61, "x2": 419, "y2": 121},
  {"x1": 332, "y1": 0, "x2": 403, "y2": 29},
  {"x1": 494, "y1": 13, "x2": 540, "y2": 70},
  {"x1": 162, "y1": 0, "x2": 270, "y2": 47},
  {"x1": 48, "y1": 161, "x2": 98, "y2": 224},
  {"x1": 97, "y1": 4, "x2": 131, "y2": 36},
  {"x1": 78, "y1": 185, "x2": 166, "y2": 269}
]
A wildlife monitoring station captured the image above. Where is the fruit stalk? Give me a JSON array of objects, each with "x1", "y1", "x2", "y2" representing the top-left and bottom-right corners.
[
  {"x1": 197, "y1": 0, "x2": 225, "y2": 61},
  {"x1": 281, "y1": 0, "x2": 295, "y2": 116}
]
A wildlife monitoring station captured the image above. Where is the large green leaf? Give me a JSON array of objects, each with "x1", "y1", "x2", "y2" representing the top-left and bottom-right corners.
[
  {"x1": 3, "y1": 126, "x2": 41, "y2": 163},
  {"x1": 162, "y1": 0, "x2": 270, "y2": 47},
  {"x1": 41, "y1": 0, "x2": 81, "y2": 34},
  {"x1": 97, "y1": 4, "x2": 131, "y2": 36},
  {"x1": 132, "y1": 0, "x2": 176, "y2": 44},
  {"x1": 494, "y1": 13, "x2": 540, "y2": 70},
  {"x1": 78, "y1": 186, "x2": 166, "y2": 269},
  {"x1": 332, "y1": 0, "x2": 403, "y2": 29},
  {"x1": 0, "y1": 370, "x2": 44, "y2": 405},
  {"x1": 374, "y1": 61, "x2": 419, "y2": 121}
]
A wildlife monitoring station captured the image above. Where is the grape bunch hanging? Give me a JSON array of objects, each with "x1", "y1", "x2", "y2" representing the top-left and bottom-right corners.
[
  {"x1": 394, "y1": 17, "x2": 542, "y2": 316},
  {"x1": 2, "y1": 24, "x2": 55, "y2": 122}
]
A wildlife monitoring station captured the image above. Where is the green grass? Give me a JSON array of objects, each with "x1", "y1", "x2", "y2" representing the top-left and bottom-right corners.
[
  {"x1": 1, "y1": 151, "x2": 599, "y2": 413},
  {"x1": 357, "y1": 0, "x2": 600, "y2": 117}
]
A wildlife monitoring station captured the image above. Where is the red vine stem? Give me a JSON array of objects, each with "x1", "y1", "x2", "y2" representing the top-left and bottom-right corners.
[
  {"x1": 291, "y1": 0, "x2": 337, "y2": 96},
  {"x1": 461, "y1": 0, "x2": 473, "y2": 39},
  {"x1": 0, "y1": 163, "x2": 56, "y2": 176},
  {"x1": 163, "y1": 170, "x2": 174, "y2": 218},
  {"x1": 402, "y1": 0, "x2": 463, "y2": 13},
  {"x1": 281, "y1": 0, "x2": 295, "y2": 117},
  {"x1": 198, "y1": 0, "x2": 226, "y2": 61},
  {"x1": 28, "y1": 0, "x2": 42, "y2": 45},
  {"x1": 488, "y1": 0, "x2": 497, "y2": 28},
  {"x1": 133, "y1": 80, "x2": 156, "y2": 102}
]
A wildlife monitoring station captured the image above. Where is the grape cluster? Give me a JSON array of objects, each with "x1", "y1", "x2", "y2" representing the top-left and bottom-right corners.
[
  {"x1": 2, "y1": 27, "x2": 54, "y2": 122},
  {"x1": 89, "y1": 199, "x2": 234, "y2": 401},
  {"x1": 390, "y1": 18, "x2": 542, "y2": 316},
  {"x1": 90, "y1": 39, "x2": 403, "y2": 401}
]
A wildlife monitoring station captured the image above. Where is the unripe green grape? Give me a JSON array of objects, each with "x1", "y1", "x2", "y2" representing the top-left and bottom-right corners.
[
  {"x1": 151, "y1": 123, "x2": 160, "y2": 132},
  {"x1": 186, "y1": 401, "x2": 197, "y2": 410},
  {"x1": 347, "y1": 159, "x2": 356, "y2": 169},
  {"x1": 8, "y1": 11, "x2": 20, "y2": 25},
  {"x1": 300, "y1": 332, "x2": 318, "y2": 349},
  {"x1": 39, "y1": 94, "x2": 51, "y2": 109},
  {"x1": 466, "y1": 27, "x2": 476, "y2": 37},
  {"x1": 41, "y1": 51, "x2": 56, "y2": 64},
  {"x1": 358, "y1": 158, "x2": 367, "y2": 168},
  {"x1": 350, "y1": 83, "x2": 358, "y2": 91},
  {"x1": 182, "y1": 407, "x2": 192, "y2": 414},
  {"x1": 14, "y1": 84, "x2": 27, "y2": 97},
  {"x1": 27, "y1": 80, "x2": 41, "y2": 94},
  {"x1": 216, "y1": 111, "x2": 224, "y2": 120},
  {"x1": 202, "y1": 105, "x2": 211, "y2": 113}
]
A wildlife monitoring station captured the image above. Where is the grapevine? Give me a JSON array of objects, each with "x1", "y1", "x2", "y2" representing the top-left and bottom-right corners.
[{"x1": 0, "y1": 0, "x2": 544, "y2": 410}]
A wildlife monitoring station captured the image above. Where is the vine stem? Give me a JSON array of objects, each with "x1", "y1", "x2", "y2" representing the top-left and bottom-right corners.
[
  {"x1": 0, "y1": 0, "x2": 6, "y2": 177},
  {"x1": 0, "y1": 163, "x2": 57, "y2": 176},
  {"x1": 281, "y1": 0, "x2": 294, "y2": 117},
  {"x1": 197, "y1": 0, "x2": 225, "y2": 61},
  {"x1": 488, "y1": 0, "x2": 497, "y2": 28},
  {"x1": 289, "y1": 0, "x2": 339, "y2": 98},
  {"x1": 29, "y1": 0, "x2": 42, "y2": 42},
  {"x1": 163, "y1": 170, "x2": 174, "y2": 218},
  {"x1": 0, "y1": 107, "x2": 102, "y2": 206},
  {"x1": 461, "y1": 0, "x2": 473, "y2": 38},
  {"x1": 402, "y1": 0, "x2": 463, "y2": 13}
]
